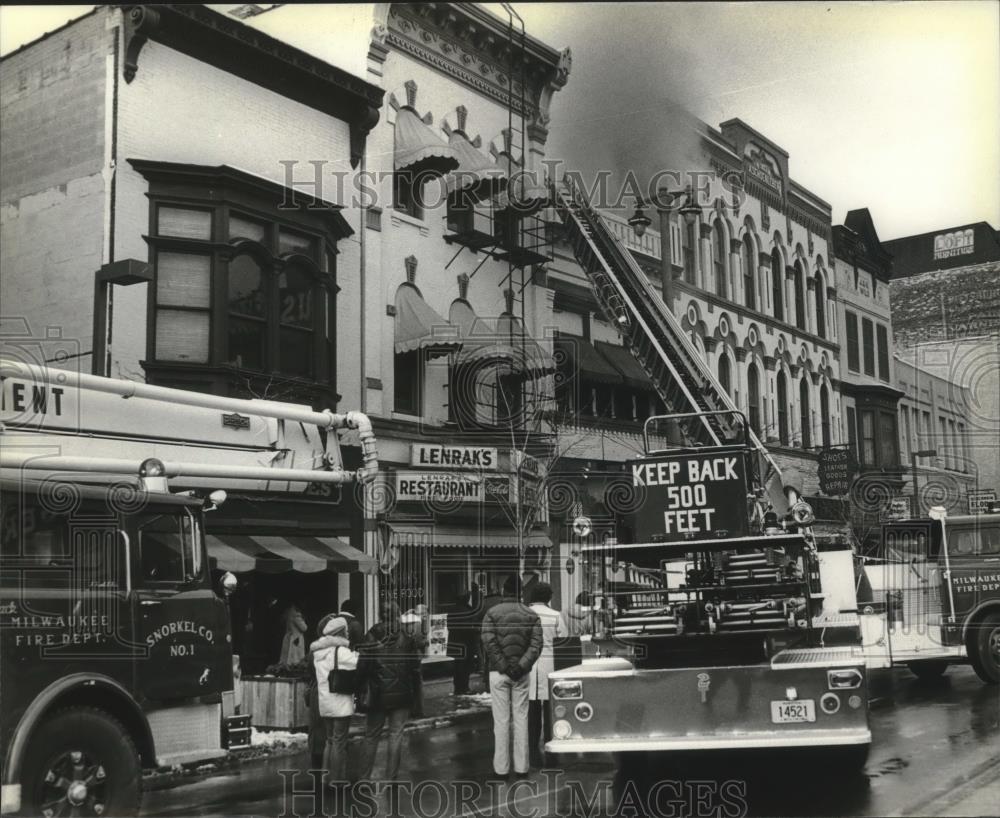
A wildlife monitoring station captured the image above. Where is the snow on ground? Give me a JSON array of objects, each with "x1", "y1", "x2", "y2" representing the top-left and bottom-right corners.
[{"x1": 251, "y1": 728, "x2": 308, "y2": 748}]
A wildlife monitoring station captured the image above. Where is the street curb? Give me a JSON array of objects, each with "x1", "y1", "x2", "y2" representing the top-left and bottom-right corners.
[{"x1": 142, "y1": 707, "x2": 491, "y2": 792}]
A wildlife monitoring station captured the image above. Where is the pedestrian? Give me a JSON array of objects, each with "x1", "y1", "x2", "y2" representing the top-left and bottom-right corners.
[
  {"x1": 447, "y1": 590, "x2": 477, "y2": 695},
  {"x1": 357, "y1": 600, "x2": 426, "y2": 783},
  {"x1": 561, "y1": 590, "x2": 593, "y2": 637},
  {"x1": 279, "y1": 602, "x2": 308, "y2": 665},
  {"x1": 478, "y1": 583, "x2": 504, "y2": 693},
  {"x1": 311, "y1": 617, "x2": 359, "y2": 789},
  {"x1": 481, "y1": 577, "x2": 542, "y2": 779},
  {"x1": 306, "y1": 613, "x2": 336, "y2": 772},
  {"x1": 527, "y1": 582, "x2": 568, "y2": 768},
  {"x1": 338, "y1": 598, "x2": 365, "y2": 648}
]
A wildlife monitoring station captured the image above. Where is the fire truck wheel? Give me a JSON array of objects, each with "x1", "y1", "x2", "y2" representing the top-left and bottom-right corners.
[
  {"x1": 22, "y1": 706, "x2": 142, "y2": 818},
  {"x1": 968, "y1": 612, "x2": 1000, "y2": 685},
  {"x1": 906, "y1": 661, "x2": 948, "y2": 681}
]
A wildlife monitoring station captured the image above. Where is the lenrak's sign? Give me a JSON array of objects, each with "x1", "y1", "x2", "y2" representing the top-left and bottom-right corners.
[{"x1": 410, "y1": 444, "x2": 498, "y2": 470}]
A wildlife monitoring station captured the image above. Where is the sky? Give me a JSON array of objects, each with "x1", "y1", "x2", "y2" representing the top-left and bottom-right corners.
[{"x1": 2, "y1": 2, "x2": 997, "y2": 240}]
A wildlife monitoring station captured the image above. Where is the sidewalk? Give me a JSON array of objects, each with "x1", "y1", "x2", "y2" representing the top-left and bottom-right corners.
[{"x1": 143, "y1": 674, "x2": 492, "y2": 790}]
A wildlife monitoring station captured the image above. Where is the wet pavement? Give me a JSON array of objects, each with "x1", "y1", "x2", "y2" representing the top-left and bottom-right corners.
[{"x1": 141, "y1": 665, "x2": 999, "y2": 817}]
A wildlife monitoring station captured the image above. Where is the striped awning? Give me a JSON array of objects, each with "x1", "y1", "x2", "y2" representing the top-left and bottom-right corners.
[
  {"x1": 207, "y1": 534, "x2": 377, "y2": 574},
  {"x1": 394, "y1": 107, "x2": 460, "y2": 176},
  {"x1": 390, "y1": 526, "x2": 551, "y2": 550}
]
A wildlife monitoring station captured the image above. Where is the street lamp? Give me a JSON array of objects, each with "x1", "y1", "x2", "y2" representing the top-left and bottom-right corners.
[
  {"x1": 911, "y1": 449, "x2": 937, "y2": 517},
  {"x1": 679, "y1": 185, "x2": 703, "y2": 226},
  {"x1": 627, "y1": 200, "x2": 651, "y2": 238}
]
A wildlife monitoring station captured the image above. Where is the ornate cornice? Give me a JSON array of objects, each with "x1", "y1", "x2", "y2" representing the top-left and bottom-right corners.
[
  {"x1": 385, "y1": 4, "x2": 568, "y2": 133},
  {"x1": 122, "y1": 5, "x2": 384, "y2": 168}
]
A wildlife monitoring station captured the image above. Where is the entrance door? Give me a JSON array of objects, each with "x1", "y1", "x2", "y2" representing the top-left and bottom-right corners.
[{"x1": 128, "y1": 505, "x2": 231, "y2": 702}]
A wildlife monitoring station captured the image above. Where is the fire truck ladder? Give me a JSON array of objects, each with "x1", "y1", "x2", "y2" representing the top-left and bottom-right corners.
[{"x1": 553, "y1": 180, "x2": 788, "y2": 512}]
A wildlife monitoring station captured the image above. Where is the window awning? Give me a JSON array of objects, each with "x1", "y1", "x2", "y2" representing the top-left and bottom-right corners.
[
  {"x1": 395, "y1": 284, "x2": 462, "y2": 359},
  {"x1": 445, "y1": 133, "x2": 508, "y2": 203},
  {"x1": 494, "y1": 313, "x2": 556, "y2": 375},
  {"x1": 394, "y1": 108, "x2": 460, "y2": 176},
  {"x1": 595, "y1": 341, "x2": 653, "y2": 390},
  {"x1": 207, "y1": 534, "x2": 377, "y2": 574},
  {"x1": 554, "y1": 335, "x2": 623, "y2": 385},
  {"x1": 448, "y1": 301, "x2": 553, "y2": 376},
  {"x1": 390, "y1": 525, "x2": 551, "y2": 550}
]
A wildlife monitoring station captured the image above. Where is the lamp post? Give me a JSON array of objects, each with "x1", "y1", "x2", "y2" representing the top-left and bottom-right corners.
[
  {"x1": 911, "y1": 449, "x2": 937, "y2": 516},
  {"x1": 629, "y1": 186, "x2": 703, "y2": 307}
]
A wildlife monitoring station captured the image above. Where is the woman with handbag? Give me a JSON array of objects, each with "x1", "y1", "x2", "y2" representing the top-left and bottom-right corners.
[{"x1": 311, "y1": 617, "x2": 359, "y2": 787}]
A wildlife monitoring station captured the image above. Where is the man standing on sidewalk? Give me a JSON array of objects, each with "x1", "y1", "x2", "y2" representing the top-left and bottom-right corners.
[{"x1": 481, "y1": 577, "x2": 542, "y2": 778}]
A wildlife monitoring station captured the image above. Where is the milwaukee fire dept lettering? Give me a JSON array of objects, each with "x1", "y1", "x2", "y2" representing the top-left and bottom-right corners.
[{"x1": 630, "y1": 453, "x2": 749, "y2": 541}]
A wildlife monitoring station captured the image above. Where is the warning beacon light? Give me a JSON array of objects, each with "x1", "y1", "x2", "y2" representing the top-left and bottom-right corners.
[{"x1": 139, "y1": 458, "x2": 168, "y2": 493}]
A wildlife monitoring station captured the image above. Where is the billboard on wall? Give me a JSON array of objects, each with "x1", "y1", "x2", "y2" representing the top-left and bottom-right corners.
[{"x1": 628, "y1": 452, "x2": 749, "y2": 542}]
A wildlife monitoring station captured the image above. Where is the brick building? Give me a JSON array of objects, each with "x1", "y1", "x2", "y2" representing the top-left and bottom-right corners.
[
  {"x1": 0, "y1": 4, "x2": 385, "y2": 670},
  {"x1": 830, "y1": 209, "x2": 904, "y2": 524},
  {"x1": 884, "y1": 222, "x2": 1000, "y2": 503}
]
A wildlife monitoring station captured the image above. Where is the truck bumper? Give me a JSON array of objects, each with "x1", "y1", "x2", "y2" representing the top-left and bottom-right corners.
[{"x1": 546, "y1": 727, "x2": 871, "y2": 754}]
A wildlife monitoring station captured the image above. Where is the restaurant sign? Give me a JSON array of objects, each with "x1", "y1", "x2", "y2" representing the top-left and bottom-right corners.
[
  {"x1": 410, "y1": 444, "x2": 498, "y2": 470},
  {"x1": 396, "y1": 471, "x2": 483, "y2": 502}
]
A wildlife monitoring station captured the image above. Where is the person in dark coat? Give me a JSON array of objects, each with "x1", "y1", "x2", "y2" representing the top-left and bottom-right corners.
[
  {"x1": 481, "y1": 577, "x2": 542, "y2": 777},
  {"x1": 338, "y1": 598, "x2": 365, "y2": 649},
  {"x1": 447, "y1": 590, "x2": 478, "y2": 695},
  {"x1": 478, "y1": 584, "x2": 505, "y2": 693},
  {"x1": 357, "y1": 600, "x2": 426, "y2": 781}
]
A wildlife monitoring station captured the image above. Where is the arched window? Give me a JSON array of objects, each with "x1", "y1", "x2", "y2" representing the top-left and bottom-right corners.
[
  {"x1": 771, "y1": 248, "x2": 784, "y2": 321},
  {"x1": 747, "y1": 363, "x2": 761, "y2": 435},
  {"x1": 227, "y1": 252, "x2": 267, "y2": 371},
  {"x1": 793, "y1": 260, "x2": 806, "y2": 330},
  {"x1": 820, "y1": 383, "x2": 831, "y2": 447},
  {"x1": 741, "y1": 235, "x2": 756, "y2": 310},
  {"x1": 799, "y1": 377, "x2": 812, "y2": 449},
  {"x1": 683, "y1": 221, "x2": 696, "y2": 284},
  {"x1": 814, "y1": 272, "x2": 826, "y2": 338},
  {"x1": 714, "y1": 221, "x2": 727, "y2": 298},
  {"x1": 718, "y1": 353, "x2": 731, "y2": 396},
  {"x1": 777, "y1": 371, "x2": 789, "y2": 445}
]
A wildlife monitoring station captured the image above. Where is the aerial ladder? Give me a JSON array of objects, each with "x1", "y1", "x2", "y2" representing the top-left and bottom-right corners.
[{"x1": 552, "y1": 179, "x2": 790, "y2": 515}]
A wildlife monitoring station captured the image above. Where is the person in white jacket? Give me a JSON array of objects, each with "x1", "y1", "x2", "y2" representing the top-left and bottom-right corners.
[
  {"x1": 311, "y1": 617, "x2": 358, "y2": 786},
  {"x1": 527, "y1": 583, "x2": 568, "y2": 768}
]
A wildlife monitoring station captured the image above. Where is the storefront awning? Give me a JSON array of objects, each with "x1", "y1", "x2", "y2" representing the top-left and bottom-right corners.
[
  {"x1": 394, "y1": 108, "x2": 460, "y2": 176},
  {"x1": 391, "y1": 526, "x2": 551, "y2": 550},
  {"x1": 395, "y1": 284, "x2": 462, "y2": 358},
  {"x1": 595, "y1": 340, "x2": 653, "y2": 390},
  {"x1": 445, "y1": 133, "x2": 508, "y2": 202},
  {"x1": 207, "y1": 534, "x2": 377, "y2": 574},
  {"x1": 554, "y1": 335, "x2": 623, "y2": 385}
]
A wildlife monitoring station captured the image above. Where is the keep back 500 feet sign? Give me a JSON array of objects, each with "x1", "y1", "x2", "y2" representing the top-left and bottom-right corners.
[{"x1": 629, "y1": 453, "x2": 749, "y2": 542}]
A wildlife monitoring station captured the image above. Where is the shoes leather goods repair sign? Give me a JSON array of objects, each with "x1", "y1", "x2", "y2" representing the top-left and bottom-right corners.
[{"x1": 629, "y1": 453, "x2": 749, "y2": 542}]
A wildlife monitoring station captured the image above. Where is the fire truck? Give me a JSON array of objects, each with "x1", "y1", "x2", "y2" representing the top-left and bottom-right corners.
[
  {"x1": 859, "y1": 504, "x2": 1000, "y2": 684},
  {"x1": 0, "y1": 358, "x2": 378, "y2": 817},
  {"x1": 544, "y1": 182, "x2": 872, "y2": 766}
]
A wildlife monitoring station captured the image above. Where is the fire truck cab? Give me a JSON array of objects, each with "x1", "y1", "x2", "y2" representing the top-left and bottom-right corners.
[
  {"x1": 860, "y1": 505, "x2": 1000, "y2": 684},
  {"x1": 0, "y1": 358, "x2": 378, "y2": 817}
]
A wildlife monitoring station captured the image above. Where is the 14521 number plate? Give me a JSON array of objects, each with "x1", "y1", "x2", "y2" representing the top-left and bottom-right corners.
[{"x1": 771, "y1": 699, "x2": 816, "y2": 723}]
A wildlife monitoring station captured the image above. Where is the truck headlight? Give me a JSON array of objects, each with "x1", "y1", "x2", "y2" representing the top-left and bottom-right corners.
[
  {"x1": 574, "y1": 702, "x2": 593, "y2": 722},
  {"x1": 552, "y1": 719, "x2": 573, "y2": 739},
  {"x1": 552, "y1": 680, "x2": 583, "y2": 700},
  {"x1": 828, "y1": 669, "x2": 863, "y2": 689}
]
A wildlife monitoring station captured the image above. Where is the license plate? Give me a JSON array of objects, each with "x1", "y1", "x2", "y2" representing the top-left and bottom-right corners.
[{"x1": 771, "y1": 699, "x2": 816, "y2": 723}]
